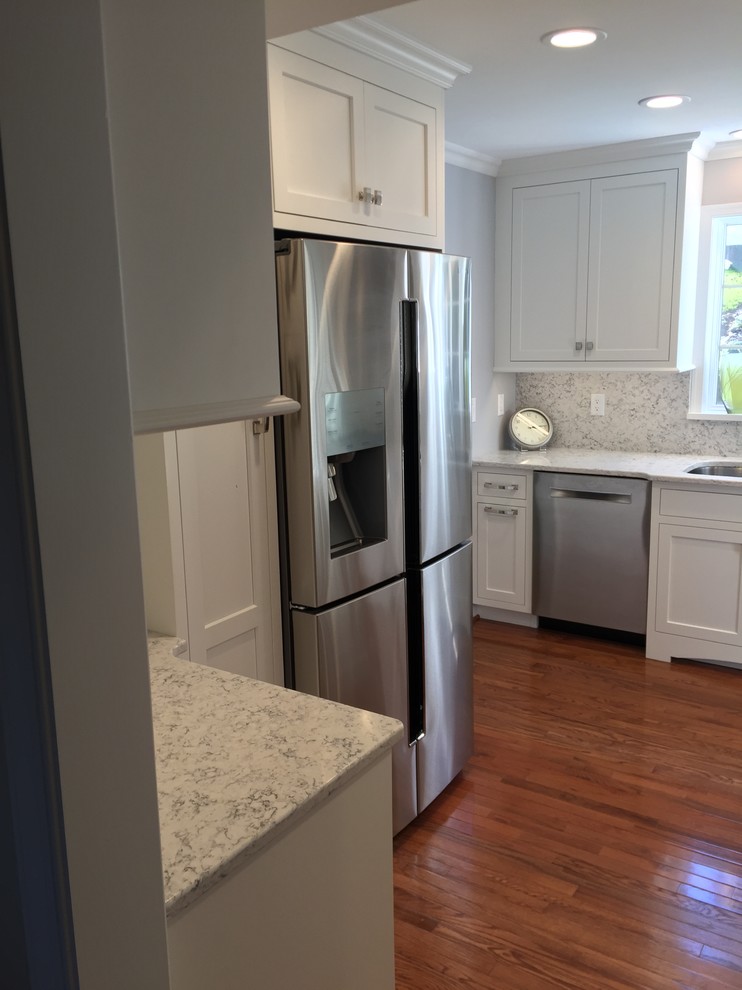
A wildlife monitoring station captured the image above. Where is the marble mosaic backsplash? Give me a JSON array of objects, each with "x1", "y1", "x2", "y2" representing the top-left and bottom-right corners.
[{"x1": 515, "y1": 371, "x2": 742, "y2": 455}]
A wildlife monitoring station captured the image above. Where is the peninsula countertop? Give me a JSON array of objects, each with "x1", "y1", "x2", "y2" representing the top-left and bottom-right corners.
[
  {"x1": 473, "y1": 448, "x2": 742, "y2": 486},
  {"x1": 147, "y1": 636, "x2": 403, "y2": 919}
]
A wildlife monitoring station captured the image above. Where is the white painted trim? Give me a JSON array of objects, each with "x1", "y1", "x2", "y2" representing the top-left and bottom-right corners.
[
  {"x1": 708, "y1": 141, "x2": 742, "y2": 161},
  {"x1": 687, "y1": 412, "x2": 742, "y2": 421},
  {"x1": 132, "y1": 395, "x2": 300, "y2": 435},
  {"x1": 446, "y1": 142, "x2": 500, "y2": 176},
  {"x1": 312, "y1": 15, "x2": 471, "y2": 89},
  {"x1": 498, "y1": 132, "x2": 703, "y2": 177},
  {"x1": 473, "y1": 605, "x2": 539, "y2": 627}
]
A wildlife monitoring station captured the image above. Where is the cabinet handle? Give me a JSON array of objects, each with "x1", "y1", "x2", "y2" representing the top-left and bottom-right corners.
[
  {"x1": 484, "y1": 482, "x2": 518, "y2": 491},
  {"x1": 484, "y1": 506, "x2": 518, "y2": 516},
  {"x1": 575, "y1": 341, "x2": 583, "y2": 351},
  {"x1": 358, "y1": 187, "x2": 373, "y2": 204},
  {"x1": 585, "y1": 340, "x2": 594, "y2": 351},
  {"x1": 372, "y1": 189, "x2": 383, "y2": 206}
]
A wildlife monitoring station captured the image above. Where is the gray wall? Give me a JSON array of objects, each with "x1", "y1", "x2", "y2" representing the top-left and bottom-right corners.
[{"x1": 445, "y1": 163, "x2": 515, "y2": 453}]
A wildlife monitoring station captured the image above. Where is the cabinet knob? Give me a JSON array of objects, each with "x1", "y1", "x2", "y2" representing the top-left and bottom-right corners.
[
  {"x1": 585, "y1": 340, "x2": 594, "y2": 351},
  {"x1": 575, "y1": 341, "x2": 583, "y2": 351},
  {"x1": 372, "y1": 189, "x2": 383, "y2": 206},
  {"x1": 358, "y1": 187, "x2": 373, "y2": 204}
]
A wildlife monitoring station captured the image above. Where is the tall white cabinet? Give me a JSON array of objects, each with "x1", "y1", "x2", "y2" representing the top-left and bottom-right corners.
[{"x1": 494, "y1": 134, "x2": 705, "y2": 372}]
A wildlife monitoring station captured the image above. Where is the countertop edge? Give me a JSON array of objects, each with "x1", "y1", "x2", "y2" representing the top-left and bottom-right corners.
[
  {"x1": 148, "y1": 640, "x2": 403, "y2": 921},
  {"x1": 472, "y1": 448, "x2": 742, "y2": 486},
  {"x1": 164, "y1": 722, "x2": 401, "y2": 919}
]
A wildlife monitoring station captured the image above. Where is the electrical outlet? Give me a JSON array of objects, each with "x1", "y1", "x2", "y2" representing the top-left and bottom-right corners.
[
  {"x1": 471, "y1": 397, "x2": 477, "y2": 422},
  {"x1": 497, "y1": 393, "x2": 505, "y2": 416},
  {"x1": 590, "y1": 393, "x2": 606, "y2": 416}
]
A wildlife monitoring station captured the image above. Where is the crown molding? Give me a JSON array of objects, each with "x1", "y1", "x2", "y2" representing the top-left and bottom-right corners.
[
  {"x1": 707, "y1": 140, "x2": 742, "y2": 161},
  {"x1": 498, "y1": 132, "x2": 704, "y2": 176},
  {"x1": 445, "y1": 142, "x2": 500, "y2": 177},
  {"x1": 312, "y1": 15, "x2": 471, "y2": 89}
]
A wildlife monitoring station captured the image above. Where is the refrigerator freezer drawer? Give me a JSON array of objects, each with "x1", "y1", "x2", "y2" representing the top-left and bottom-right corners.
[
  {"x1": 292, "y1": 578, "x2": 417, "y2": 835},
  {"x1": 411, "y1": 542, "x2": 474, "y2": 813}
]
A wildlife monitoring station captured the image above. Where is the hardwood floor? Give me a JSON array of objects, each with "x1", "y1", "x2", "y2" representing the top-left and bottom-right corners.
[{"x1": 393, "y1": 618, "x2": 742, "y2": 989}]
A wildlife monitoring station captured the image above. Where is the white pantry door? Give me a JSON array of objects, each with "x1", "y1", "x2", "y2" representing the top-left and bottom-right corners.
[{"x1": 169, "y1": 420, "x2": 283, "y2": 685}]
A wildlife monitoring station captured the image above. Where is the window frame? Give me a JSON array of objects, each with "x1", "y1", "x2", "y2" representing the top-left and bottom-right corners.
[{"x1": 689, "y1": 201, "x2": 742, "y2": 420}]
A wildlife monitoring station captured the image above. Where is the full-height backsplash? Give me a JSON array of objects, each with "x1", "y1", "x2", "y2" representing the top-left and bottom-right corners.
[{"x1": 515, "y1": 371, "x2": 742, "y2": 455}]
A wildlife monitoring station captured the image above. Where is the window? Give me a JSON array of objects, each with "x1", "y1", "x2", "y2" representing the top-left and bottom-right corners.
[{"x1": 690, "y1": 203, "x2": 742, "y2": 418}]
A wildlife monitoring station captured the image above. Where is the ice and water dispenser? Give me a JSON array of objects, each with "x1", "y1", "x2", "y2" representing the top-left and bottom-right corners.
[{"x1": 325, "y1": 388, "x2": 387, "y2": 557}]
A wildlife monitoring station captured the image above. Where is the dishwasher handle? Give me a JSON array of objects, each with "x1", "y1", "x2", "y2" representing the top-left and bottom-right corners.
[{"x1": 548, "y1": 487, "x2": 632, "y2": 504}]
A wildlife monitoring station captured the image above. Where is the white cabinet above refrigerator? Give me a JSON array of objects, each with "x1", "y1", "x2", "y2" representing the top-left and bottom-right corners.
[{"x1": 101, "y1": 0, "x2": 298, "y2": 433}]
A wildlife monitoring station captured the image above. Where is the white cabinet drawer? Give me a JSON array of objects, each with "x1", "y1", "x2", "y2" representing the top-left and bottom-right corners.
[
  {"x1": 658, "y1": 487, "x2": 742, "y2": 526},
  {"x1": 476, "y1": 471, "x2": 527, "y2": 499}
]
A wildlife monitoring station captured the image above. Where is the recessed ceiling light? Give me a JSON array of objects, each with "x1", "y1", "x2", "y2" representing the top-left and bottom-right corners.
[
  {"x1": 638, "y1": 95, "x2": 690, "y2": 109},
  {"x1": 541, "y1": 28, "x2": 607, "y2": 49},
  {"x1": 729, "y1": 129, "x2": 742, "y2": 140}
]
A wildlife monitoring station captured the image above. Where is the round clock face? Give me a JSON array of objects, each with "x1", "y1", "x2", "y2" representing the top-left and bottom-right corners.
[{"x1": 509, "y1": 408, "x2": 553, "y2": 450}]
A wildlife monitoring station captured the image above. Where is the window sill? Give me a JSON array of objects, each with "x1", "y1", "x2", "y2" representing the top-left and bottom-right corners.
[{"x1": 687, "y1": 411, "x2": 742, "y2": 422}]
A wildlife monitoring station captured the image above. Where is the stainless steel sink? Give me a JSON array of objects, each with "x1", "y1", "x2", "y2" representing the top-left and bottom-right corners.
[{"x1": 685, "y1": 462, "x2": 742, "y2": 477}]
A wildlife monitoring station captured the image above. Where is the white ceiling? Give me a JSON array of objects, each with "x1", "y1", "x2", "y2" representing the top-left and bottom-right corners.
[{"x1": 357, "y1": 0, "x2": 742, "y2": 164}]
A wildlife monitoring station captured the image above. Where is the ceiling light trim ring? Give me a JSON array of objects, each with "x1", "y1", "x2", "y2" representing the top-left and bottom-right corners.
[
  {"x1": 638, "y1": 94, "x2": 691, "y2": 109},
  {"x1": 541, "y1": 27, "x2": 607, "y2": 48}
]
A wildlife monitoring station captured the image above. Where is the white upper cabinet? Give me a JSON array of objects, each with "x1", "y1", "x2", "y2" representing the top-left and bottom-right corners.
[
  {"x1": 101, "y1": 0, "x2": 298, "y2": 434},
  {"x1": 269, "y1": 48, "x2": 367, "y2": 227},
  {"x1": 495, "y1": 135, "x2": 705, "y2": 372},
  {"x1": 266, "y1": 23, "x2": 462, "y2": 249}
]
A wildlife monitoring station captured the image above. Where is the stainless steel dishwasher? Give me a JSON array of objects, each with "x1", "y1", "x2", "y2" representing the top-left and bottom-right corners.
[{"x1": 533, "y1": 472, "x2": 650, "y2": 634}]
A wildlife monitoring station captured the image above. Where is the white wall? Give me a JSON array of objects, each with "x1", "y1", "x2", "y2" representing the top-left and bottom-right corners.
[
  {"x1": 0, "y1": 4, "x2": 170, "y2": 987},
  {"x1": 445, "y1": 163, "x2": 515, "y2": 453},
  {"x1": 702, "y1": 157, "x2": 742, "y2": 205},
  {"x1": 265, "y1": 0, "x2": 403, "y2": 39}
]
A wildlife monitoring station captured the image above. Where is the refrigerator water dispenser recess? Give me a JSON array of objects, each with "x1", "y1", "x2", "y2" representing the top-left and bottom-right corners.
[{"x1": 325, "y1": 389, "x2": 387, "y2": 557}]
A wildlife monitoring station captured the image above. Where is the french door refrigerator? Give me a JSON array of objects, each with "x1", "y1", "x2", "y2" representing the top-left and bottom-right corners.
[{"x1": 275, "y1": 238, "x2": 472, "y2": 834}]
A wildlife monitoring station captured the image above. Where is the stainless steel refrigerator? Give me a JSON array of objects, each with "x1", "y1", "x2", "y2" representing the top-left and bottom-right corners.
[{"x1": 275, "y1": 238, "x2": 472, "y2": 834}]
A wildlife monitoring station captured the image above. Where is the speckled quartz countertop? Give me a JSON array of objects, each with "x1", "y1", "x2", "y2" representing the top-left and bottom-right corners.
[
  {"x1": 147, "y1": 636, "x2": 403, "y2": 920},
  {"x1": 473, "y1": 448, "x2": 742, "y2": 486}
]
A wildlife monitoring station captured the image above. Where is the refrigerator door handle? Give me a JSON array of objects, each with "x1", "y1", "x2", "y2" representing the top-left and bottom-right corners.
[{"x1": 400, "y1": 299, "x2": 421, "y2": 565}]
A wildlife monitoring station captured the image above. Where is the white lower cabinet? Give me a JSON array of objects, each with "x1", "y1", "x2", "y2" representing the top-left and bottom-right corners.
[
  {"x1": 473, "y1": 470, "x2": 532, "y2": 612},
  {"x1": 167, "y1": 754, "x2": 395, "y2": 990},
  {"x1": 647, "y1": 484, "x2": 742, "y2": 664}
]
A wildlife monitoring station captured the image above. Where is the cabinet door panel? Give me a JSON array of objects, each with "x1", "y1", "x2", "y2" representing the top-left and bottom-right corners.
[
  {"x1": 175, "y1": 422, "x2": 282, "y2": 683},
  {"x1": 588, "y1": 170, "x2": 677, "y2": 361},
  {"x1": 475, "y1": 501, "x2": 526, "y2": 606},
  {"x1": 268, "y1": 47, "x2": 365, "y2": 223},
  {"x1": 104, "y1": 0, "x2": 287, "y2": 432},
  {"x1": 364, "y1": 86, "x2": 437, "y2": 236},
  {"x1": 510, "y1": 180, "x2": 590, "y2": 361},
  {"x1": 654, "y1": 523, "x2": 742, "y2": 645}
]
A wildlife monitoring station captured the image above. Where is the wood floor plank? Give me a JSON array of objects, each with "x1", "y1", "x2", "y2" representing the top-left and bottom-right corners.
[{"x1": 394, "y1": 619, "x2": 742, "y2": 989}]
